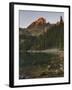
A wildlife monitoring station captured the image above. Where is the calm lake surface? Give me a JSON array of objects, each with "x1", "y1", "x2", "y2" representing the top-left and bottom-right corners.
[{"x1": 19, "y1": 51, "x2": 64, "y2": 79}]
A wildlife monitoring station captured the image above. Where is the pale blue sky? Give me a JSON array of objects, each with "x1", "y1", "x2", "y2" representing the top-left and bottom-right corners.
[{"x1": 19, "y1": 10, "x2": 64, "y2": 28}]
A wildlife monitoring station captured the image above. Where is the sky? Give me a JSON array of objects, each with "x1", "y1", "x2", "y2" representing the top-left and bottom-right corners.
[{"x1": 19, "y1": 10, "x2": 64, "y2": 28}]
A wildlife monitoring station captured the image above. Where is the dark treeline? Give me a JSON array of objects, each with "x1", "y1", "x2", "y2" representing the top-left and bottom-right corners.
[{"x1": 19, "y1": 23, "x2": 64, "y2": 52}]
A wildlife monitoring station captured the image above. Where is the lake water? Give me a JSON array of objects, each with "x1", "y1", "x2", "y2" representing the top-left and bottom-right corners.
[{"x1": 19, "y1": 52, "x2": 64, "y2": 79}]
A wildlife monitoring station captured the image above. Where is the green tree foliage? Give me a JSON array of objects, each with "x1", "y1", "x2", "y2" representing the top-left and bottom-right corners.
[{"x1": 19, "y1": 23, "x2": 64, "y2": 51}]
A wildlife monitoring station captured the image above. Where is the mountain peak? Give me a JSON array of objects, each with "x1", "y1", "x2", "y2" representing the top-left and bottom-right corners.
[
  {"x1": 27, "y1": 17, "x2": 46, "y2": 28},
  {"x1": 36, "y1": 17, "x2": 46, "y2": 25}
]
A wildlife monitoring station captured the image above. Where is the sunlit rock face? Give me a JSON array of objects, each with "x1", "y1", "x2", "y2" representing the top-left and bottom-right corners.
[
  {"x1": 27, "y1": 17, "x2": 46, "y2": 28},
  {"x1": 35, "y1": 17, "x2": 46, "y2": 25},
  {"x1": 26, "y1": 17, "x2": 53, "y2": 36}
]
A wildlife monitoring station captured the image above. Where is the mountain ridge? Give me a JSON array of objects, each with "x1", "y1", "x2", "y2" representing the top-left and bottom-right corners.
[{"x1": 19, "y1": 16, "x2": 64, "y2": 36}]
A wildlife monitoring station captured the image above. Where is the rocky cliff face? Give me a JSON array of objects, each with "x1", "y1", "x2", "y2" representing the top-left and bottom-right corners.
[
  {"x1": 26, "y1": 17, "x2": 51, "y2": 36},
  {"x1": 27, "y1": 17, "x2": 46, "y2": 29},
  {"x1": 35, "y1": 17, "x2": 46, "y2": 25}
]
